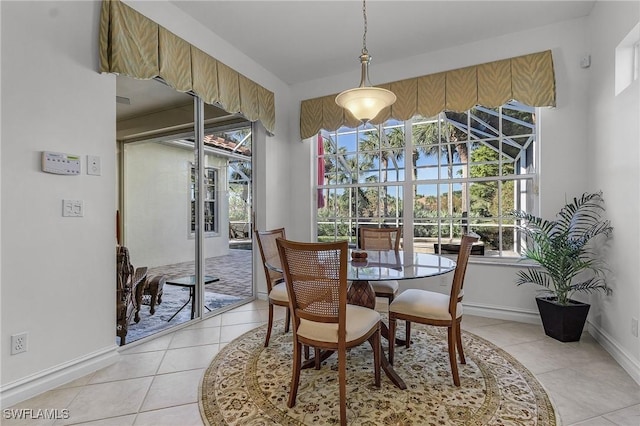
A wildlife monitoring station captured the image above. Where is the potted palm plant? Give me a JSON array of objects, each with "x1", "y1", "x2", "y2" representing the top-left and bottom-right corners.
[{"x1": 512, "y1": 191, "x2": 613, "y2": 342}]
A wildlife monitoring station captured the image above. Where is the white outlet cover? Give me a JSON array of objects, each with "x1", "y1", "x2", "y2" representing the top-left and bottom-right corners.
[
  {"x1": 11, "y1": 333, "x2": 27, "y2": 355},
  {"x1": 62, "y1": 199, "x2": 84, "y2": 217}
]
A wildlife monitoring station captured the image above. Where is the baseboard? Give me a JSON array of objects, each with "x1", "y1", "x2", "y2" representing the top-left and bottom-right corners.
[
  {"x1": 0, "y1": 345, "x2": 119, "y2": 409},
  {"x1": 463, "y1": 302, "x2": 542, "y2": 325},
  {"x1": 587, "y1": 321, "x2": 640, "y2": 386}
]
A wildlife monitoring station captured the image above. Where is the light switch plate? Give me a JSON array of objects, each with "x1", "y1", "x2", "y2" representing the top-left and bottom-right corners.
[{"x1": 87, "y1": 155, "x2": 101, "y2": 176}]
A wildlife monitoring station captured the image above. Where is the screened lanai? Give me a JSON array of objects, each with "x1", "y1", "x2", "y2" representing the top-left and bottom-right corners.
[{"x1": 316, "y1": 101, "x2": 537, "y2": 257}]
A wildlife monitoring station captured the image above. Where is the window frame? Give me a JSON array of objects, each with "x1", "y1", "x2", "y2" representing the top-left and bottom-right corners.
[
  {"x1": 190, "y1": 164, "x2": 218, "y2": 235},
  {"x1": 315, "y1": 102, "x2": 539, "y2": 259}
]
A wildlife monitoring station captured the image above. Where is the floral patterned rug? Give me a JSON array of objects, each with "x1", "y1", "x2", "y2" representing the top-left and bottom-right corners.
[{"x1": 199, "y1": 319, "x2": 557, "y2": 425}]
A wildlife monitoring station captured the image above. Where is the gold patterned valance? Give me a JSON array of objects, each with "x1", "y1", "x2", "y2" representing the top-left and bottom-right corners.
[
  {"x1": 99, "y1": 0, "x2": 275, "y2": 135},
  {"x1": 300, "y1": 50, "x2": 555, "y2": 139}
]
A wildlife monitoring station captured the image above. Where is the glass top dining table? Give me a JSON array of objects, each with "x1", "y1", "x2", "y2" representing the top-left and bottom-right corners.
[
  {"x1": 347, "y1": 249, "x2": 456, "y2": 282},
  {"x1": 266, "y1": 249, "x2": 456, "y2": 281}
]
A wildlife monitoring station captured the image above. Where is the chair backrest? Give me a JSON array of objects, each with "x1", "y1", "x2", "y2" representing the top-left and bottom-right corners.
[
  {"x1": 448, "y1": 234, "x2": 479, "y2": 316},
  {"x1": 117, "y1": 245, "x2": 134, "y2": 293},
  {"x1": 255, "y1": 228, "x2": 286, "y2": 292},
  {"x1": 276, "y1": 239, "x2": 348, "y2": 333},
  {"x1": 360, "y1": 226, "x2": 402, "y2": 251}
]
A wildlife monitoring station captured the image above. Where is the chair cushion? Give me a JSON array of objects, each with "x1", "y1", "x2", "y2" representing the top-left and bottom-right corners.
[
  {"x1": 389, "y1": 289, "x2": 462, "y2": 321},
  {"x1": 268, "y1": 281, "x2": 288, "y2": 303},
  {"x1": 298, "y1": 305, "x2": 380, "y2": 344},
  {"x1": 371, "y1": 280, "x2": 399, "y2": 295}
]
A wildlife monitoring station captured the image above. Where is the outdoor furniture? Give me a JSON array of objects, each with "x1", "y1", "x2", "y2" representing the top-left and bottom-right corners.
[
  {"x1": 359, "y1": 226, "x2": 402, "y2": 304},
  {"x1": 276, "y1": 238, "x2": 381, "y2": 426},
  {"x1": 116, "y1": 245, "x2": 147, "y2": 346},
  {"x1": 164, "y1": 275, "x2": 220, "y2": 321},
  {"x1": 135, "y1": 274, "x2": 166, "y2": 321},
  {"x1": 255, "y1": 227, "x2": 290, "y2": 347},
  {"x1": 388, "y1": 234, "x2": 479, "y2": 386},
  {"x1": 434, "y1": 242, "x2": 485, "y2": 256}
]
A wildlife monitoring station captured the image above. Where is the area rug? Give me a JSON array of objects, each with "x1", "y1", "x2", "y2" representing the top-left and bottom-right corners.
[
  {"x1": 125, "y1": 289, "x2": 244, "y2": 343},
  {"x1": 199, "y1": 319, "x2": 557, "y2": 425}
]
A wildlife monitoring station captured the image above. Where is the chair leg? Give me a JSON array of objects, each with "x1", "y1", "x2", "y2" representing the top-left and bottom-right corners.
[
  {"x1": 288, "y1": 339, "x2": 302, "y2": 408},
  {"x1": 304, "y1": 345, "x2": 310, "y2": 360},
  {"x1": 405, "y1": 321, "x2": 411, "y2": 348},
  {"x1": 264, "y1": 303, "x2": 274, "y2": 347},
  {"x1": 338, "y1": 347, "x2": 347, "y2": 426},
  {"x1": 447, "y1": 326, "x2": 461, "y2": 387},
  {"x1": 456, "y1": 318, "x2": 466, "y2": 364},
  {"x1": 368, "y1": 328, "x2": 381, "y2": 387},
  {"x1": 284, "y1": 307, "x2": 291, "y2": 333},
  {"x1": 389, "y1": 315, "x2": 396, "y2": 365},
  {"x1": 314, "y1": 347, "x2": 321, "y2": 370}
]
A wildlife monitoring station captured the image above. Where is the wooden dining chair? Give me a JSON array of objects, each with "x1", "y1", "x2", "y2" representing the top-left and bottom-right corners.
[
  {"x1": 276, "y1": 238, "x2": 381, "y2": 426},
  {"x1": 360, "y1": 226, "x2": 402, "y2": 304},
  {"x1": 255, "y1": 228, "x2": 290, "y2": 347},
  {"x1": 388, "y1": 234, "x2": 478, "y2": 386}
]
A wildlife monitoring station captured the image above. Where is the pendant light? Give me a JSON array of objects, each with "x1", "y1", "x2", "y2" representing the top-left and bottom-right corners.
[{"x1": 335, "y1": 0, "x2": 396, "y2": 123}]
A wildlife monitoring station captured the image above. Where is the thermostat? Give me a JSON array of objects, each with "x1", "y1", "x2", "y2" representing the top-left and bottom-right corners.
[{"x1": 42, "y1": 151, "x2": 81, "y2": 175}]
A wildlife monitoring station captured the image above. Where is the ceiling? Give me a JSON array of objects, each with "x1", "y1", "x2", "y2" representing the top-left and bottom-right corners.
[
  {"x1": 117, "y1": 1, "x2": 595, "y2": 121},
  {"x1": 170, "y1": 0, "x2": 595, "y2": 85}
]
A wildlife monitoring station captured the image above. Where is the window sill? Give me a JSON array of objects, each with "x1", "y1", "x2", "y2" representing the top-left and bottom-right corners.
[{"x1": 466, "y1": 256, "x2": 539, "y2": 268}]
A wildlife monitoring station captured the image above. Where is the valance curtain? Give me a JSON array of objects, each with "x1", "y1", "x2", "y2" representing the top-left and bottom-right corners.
[
  {"x1": 300, "y1": 50, "x2": 555, "y2": 139},
  {"x1": 99, "y1": 0, "x2": 275, "y2": 135}
]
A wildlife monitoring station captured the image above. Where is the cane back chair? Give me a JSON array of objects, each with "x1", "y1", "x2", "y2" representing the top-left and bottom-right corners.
[
  {"x1": 276, "y1": 238, "x2": 381, "y2": 426},
  {"x1": 359, "y1": 226, "x2": 402, "y2": 304},
  {"x1": 255, "y1": 228, "x2": 290, "y2": 347},
  {"x1": 388, "y1": 234, "x2": 478, "y2": 386}
]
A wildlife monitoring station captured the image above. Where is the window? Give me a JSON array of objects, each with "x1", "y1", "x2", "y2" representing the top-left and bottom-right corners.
[
  {"x1": 615, "y1": 22, "x2": 640, "y2": 95},
  {"x1": 191, "y1": 166, "x2": 218, "y2": 233},
  {"x1": 316, "y1": 101, "x2": 538, "y2": 258}
]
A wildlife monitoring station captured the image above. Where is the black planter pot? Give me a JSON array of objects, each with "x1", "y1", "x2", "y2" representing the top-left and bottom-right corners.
[{"x1": 535, "y1": 296, "x2": 591, "y2": 342}]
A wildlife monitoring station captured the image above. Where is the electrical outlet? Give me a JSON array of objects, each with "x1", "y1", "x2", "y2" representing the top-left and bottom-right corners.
[
  {"x1": 11, "y1": 332, "x2": 28, "y2": 355},
  {"x1": 632, "y1": 317, "x2": 638, "y2": 338},
  {"x1": 62, "y1": 199, "x2": 84, "y2": 217}
]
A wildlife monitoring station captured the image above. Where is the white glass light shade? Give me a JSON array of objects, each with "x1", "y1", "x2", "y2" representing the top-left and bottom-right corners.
[{"x1": 335, "y1": 86, "x2": 396, "y2": 122}]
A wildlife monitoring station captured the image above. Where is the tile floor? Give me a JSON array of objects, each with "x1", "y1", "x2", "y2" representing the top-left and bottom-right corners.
[{"x1": 5, "y1": 299, "x2": 640, "y2": 425}]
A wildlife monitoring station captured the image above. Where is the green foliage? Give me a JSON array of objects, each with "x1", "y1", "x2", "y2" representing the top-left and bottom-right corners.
[{"x1": 512, "y1": 191, "x2": 613, "y2": 305}]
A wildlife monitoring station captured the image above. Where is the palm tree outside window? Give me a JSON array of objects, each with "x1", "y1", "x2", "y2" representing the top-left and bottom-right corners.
[{"x1": 316, "y1": 101, "x2": 537, "y2": 258}]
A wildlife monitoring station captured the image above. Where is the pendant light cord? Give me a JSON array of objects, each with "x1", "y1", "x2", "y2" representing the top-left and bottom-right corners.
[{"x1": 361, "y1": 0, "x2": 368, "y2": 55}]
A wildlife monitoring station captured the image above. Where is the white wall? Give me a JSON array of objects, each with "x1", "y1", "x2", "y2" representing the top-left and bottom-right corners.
[
  {"x1": 586, "y1": 1, "x2": 640, "y2": 382},
  {"x1": 124, "y1": 143, "x2": 229, "y2": 268},
  {"x1": 0, "y1": 0, "x2": 293, "y2": 406},
  {"x1": 1, "y1": 0, "x2": 118, "y2": 400}
]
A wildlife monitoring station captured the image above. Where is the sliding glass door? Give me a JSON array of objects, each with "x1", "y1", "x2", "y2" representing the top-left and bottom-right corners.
[{"x1": 116, "y1": 76, "x2": 254, "y2": 344}]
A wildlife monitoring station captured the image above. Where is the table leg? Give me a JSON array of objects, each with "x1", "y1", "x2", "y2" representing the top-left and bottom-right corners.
[
  {"x1": 188, "y1": 287, "x2": 213, "y2": 318},
  {"x1": 190, "y1": 287, "x2": 195, "y2": 319},
  {"x1": 348, "y1": 280, "x2": 406, "y2": 390},
  {"x1": 167, "y1": 296, "x2": 191, "y2": 322}
]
